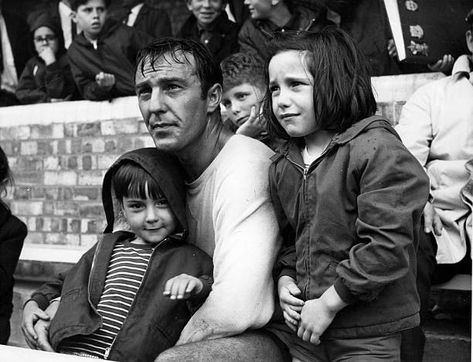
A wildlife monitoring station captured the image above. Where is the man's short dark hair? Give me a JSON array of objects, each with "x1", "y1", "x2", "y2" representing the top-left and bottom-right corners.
[
  {"x1": 69, "y1": 0, "x2": 111, "y2": 11},
  {"x1": 221, "y1": 52, "x2": 265, "y2": 92},
  {"x1": 264, "y1": 28, "x2": 377, "y2": 139},
  {"x1": 135, "y1": 37, "x2": 223, "y2": 99}
]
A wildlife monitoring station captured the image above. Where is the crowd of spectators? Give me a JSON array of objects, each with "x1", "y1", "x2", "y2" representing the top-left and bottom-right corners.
[{"x1": 0, "y1": 0, "x2": 466, "y2": 107}]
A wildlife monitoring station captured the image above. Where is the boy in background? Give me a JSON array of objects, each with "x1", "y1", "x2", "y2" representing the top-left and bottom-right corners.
[
  {"x1": 179, "y1": 0, "x2": 239, "y2": 64},
  {"x1": 220, "y1": 52, "x2": 270, "y2": 145},
  {"x1": 22, "y1": 148, "x2": 213, "y2": 361},
  {"x1": 68, "y1": 0, "x2": 151, "y2": 100}
]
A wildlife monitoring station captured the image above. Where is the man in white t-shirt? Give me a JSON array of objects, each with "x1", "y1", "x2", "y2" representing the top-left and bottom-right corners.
[{"x1": 133, "y1": 37, "x2": 287, "y2": 361}]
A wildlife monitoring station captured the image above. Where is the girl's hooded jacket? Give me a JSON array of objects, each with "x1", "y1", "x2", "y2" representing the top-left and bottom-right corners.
[
  {"x1": 29, "y1": 148, "x2": 213, "y2": 361},
  {"x1": 270, "y1": 117, "x2": 430, "y2": 338}
]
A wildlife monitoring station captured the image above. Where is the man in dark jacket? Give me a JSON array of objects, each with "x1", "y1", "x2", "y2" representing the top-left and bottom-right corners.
[{"x1": 239, "y1": 0, "x2": 333, "y2": 65}]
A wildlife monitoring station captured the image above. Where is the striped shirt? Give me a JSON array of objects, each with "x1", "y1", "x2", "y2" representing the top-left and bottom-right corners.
[{"x1": 59, "y1": 239, "x2": 154, "y2": 359}]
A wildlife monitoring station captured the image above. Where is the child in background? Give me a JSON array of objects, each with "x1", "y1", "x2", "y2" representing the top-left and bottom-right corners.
[
  {"x1": 67, "y1": 0, "x2": 152, "y2": 101},
  {"x1": 220, "y1": 52, "x2": 273, "y2": 146},
  {"x1": 22, "y1": 148, "x2": 213, "y2": 361},
  {"x1": 0, "y1": 146, "x2": 27, "y2": 345},
  {"x1": 265, "y1": 28, "x2": 429, "y2": 361},
  {"x1": 179, "y1": 0, "x2": 239, "y2": 64},
  {"x1": 16, "y1": 12, "x2": 76, "y2": 104}
]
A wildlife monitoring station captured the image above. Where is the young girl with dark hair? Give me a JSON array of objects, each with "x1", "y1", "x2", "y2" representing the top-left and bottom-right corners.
[
  {"x1": 265, "y1": 28, "x2": 430, "y2": 361},
  {"x1": 0, "y1": 146, "x2": 27, "y2": 344}
]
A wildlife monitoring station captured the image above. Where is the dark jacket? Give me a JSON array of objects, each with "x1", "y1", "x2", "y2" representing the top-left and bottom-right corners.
[
  {"x1": 15, "y1": 54, "x2": 76, "y2": 104},
  {"x1": 238, "y1": 5, "x2": 333, "y2": 65},
  {"x1": 0, "y1": 201, "x2": 27, "y2": 344},
  {"x1": 30, "y1": 148, "x2": 213, "y2": 361},
  {"x1": 67, "y1": 19, "x2": 152, "y2": 101},
  {"x1": 179, "y1": 11, "x2": 240, "y2": 64},
  {"x1": 112, "y1": 3, "x2": 172, "y2": 39},
  {"x1": 270, "y1": 117, "x2": 429, "y2": 338}
]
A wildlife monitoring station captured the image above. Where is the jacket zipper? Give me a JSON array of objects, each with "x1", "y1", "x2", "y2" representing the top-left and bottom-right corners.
[{"x1": 103, "y1": 238, "x2": 168, "y2": 359}]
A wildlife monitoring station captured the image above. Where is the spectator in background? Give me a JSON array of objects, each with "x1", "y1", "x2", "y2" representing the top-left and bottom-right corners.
[
  {"x1": 239, "y1": 0, "x2": 333, "y2": 66},
  {"x1": 220, "y1": 52, "x2": 273, "y2": 147},
  {"x1": 67, "y1": 0, "x2": 152, "y2": 101},
  {"x1": 110, "y1": 0, "x2": 173, "y2": 39},
  {"x1": 179, "y1": 0, "x2": 239, "y2": 64},
  {"x1": 0, "y1": 0, "x2": 34, "y2": 106},
  {"x1": 0, "y1": 145, "x2": 27, "y2": 344},
  {"x1": 16, "y1": 12, "x2": 77, "y2": 104},
  {"x1": 395, "y1": 8, "x2": 473, "y2": 362},
  {"x1": 316, "y1": 0, "x2": 454, "y2": 76}
]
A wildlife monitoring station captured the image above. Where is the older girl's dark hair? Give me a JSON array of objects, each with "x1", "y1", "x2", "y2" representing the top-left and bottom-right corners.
[
  {"x1": 0, "y1": 146, "x2": 13, "y2": 197},
  {"x1": 112, "y1": 162, "x2": 164, "y2": 203},
  {"x1": 136, "y1": 37, "x2": 222, "y2": 99},
  {"x1": 264, "y1": 28, "x2": 377, "y2": 139}
]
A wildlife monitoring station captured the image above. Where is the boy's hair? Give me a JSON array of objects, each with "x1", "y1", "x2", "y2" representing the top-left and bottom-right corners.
[
  {"x1": 221, "y1": 52, "x2": 266, "y2": 92},
  {"x1": 112, "y1": 162, "x2": 165, "y2": 203},
  {"x1": 0, "y1": 146, "x2": 13, "y2": 197},
  {"x1": 69, "y1": 0, "x2": 111, "y2": 11},
  {"x1": 264, "y1": 28, "x2": 377, "y2": 139},
  {"x1": 136, "y1": 37, "x2": 222, "y2": 99}
]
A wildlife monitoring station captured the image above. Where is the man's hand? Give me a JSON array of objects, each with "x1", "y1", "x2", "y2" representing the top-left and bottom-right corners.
[
  {"x1": 164, "y1": 274, "x2": 204, "y2": 300},
  {"x1": 428, "y1": 54, "x2": 454, "y2": 74},
  {"x1": 95, "y1": 72, "x2": 116, "y2": 88},
  {"x1": 297, "y1": 286, "x2": 347, "y2": 345},
  {"x1": 387, "y1": 39, "x2": 398, "y2": 58},
  {"x1": 38, "y1": 47, "x2": 56, "y2": 66},
  {"x1": 278, "y1": 275, "x2": 304, "y2": 332},
  {"x1": 423, "y1": 201, "x2": 443, "y2": 236},
  {"x1": 21, "y1": 300, "x2": 50, "y2": 349},
  {"x1": 236, "y1": 106, "x2": 267, "y2": 139}
]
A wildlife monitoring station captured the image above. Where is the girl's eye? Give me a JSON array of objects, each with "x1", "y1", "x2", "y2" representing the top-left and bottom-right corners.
[
  {"x1": 236, "y1": 94, "x2": 247, "y2": 101},
  {"x1": 128, "y1": 203, "x2": 144, "y2": 210},
  {"x1": 155, "y1": 198, "x2": 168, "y2": 206}
]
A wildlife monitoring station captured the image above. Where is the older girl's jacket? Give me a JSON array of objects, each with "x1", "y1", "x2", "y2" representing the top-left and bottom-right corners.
[
  {"x1": 270, "y1": 116, "x2": 429, "y2": 338},
  {"x1": 29, "y1": 148, "x2": 213, "y2": 361}
]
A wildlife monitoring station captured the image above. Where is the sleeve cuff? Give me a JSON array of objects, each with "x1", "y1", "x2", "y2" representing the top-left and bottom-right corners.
[
  {"x1": 278, "y1": 267, "x2": 296, "y2": 281},
  {"x1": 26, "y1": 294, "x2": 49, "y2": 310},
  {"x1": 334, "y1": 278, "x2": 357, "y2": 304}
]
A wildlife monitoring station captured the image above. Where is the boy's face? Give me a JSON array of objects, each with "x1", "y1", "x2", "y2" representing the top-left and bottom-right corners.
[
  {"x1": 122, "y1": 192, "x2": 178, "y2": 244},
  {"x1": 186, "y1": 0, "x2": 225, "y2": 28},
  {"x1": 244, "y1": 0, "x2": 273, "y2": 20},
  {"x1": 72, "y1": 0, "x2": 107, "y2": 41},
  {"x1": 222, "y1": 82, "x2": 264, "y2": 128},
  {"x1": 33, "y1": 26, "x2": 59, "y2": 55}
]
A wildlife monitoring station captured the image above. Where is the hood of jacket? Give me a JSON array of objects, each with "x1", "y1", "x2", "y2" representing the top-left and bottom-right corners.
[{"x1": 101, "y1": 147, "x2": 187, "y2": 235}]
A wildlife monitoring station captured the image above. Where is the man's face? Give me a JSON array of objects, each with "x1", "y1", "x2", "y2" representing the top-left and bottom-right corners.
[
  {"x1": 244, "y1": 0, "x2": 272, "y2": 20},
  {"x1": 222, "y1": 82, "x2": 264, "y2": 128},
  {"x1": 135, "y1": 53, "x2": 215, "y2": 153},
  {"x1": 72, "y1": 0, "x2": 107, "y2": 41},
  {"x1": 187, "y1": 0, "x2": 225, "y2": 28}
]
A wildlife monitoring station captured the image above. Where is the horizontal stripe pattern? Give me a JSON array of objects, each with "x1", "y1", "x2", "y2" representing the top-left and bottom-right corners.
[{"x1": 60, "y1": 241, "x2": 154, "y2": 358}]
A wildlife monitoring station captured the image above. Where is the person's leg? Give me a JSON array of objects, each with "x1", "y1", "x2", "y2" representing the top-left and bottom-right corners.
[
  {"x1": 401, "y1": 228, "x2": 437, "y2": 362},
  {"x1": 328, "y1": 333, "x2": 402, "y2": 362},
  {"x1": 155, "y1": 330, "x2": 291, "y2": 362}
]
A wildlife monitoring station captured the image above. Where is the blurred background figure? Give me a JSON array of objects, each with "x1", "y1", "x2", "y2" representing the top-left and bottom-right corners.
[
  {"x1": 0, "y1": 145, "x2": 27, "y2": 345},
  {"x1": 15, "y1": 11, "x2": 76, "y2": 104}
]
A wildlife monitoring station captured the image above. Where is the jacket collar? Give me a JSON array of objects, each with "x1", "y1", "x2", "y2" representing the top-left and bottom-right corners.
[{"x1": 452, "y1": 54, "x2": 473, "y2": 81}]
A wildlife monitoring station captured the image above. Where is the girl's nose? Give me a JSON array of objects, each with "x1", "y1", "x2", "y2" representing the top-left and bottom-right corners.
[{"x1": 145, "y1": 206, "x2": 159, "y2": 223}]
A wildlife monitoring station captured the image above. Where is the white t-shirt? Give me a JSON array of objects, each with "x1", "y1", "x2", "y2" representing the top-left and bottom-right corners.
[{"x1": 182, "y1": 135, "x2": 281, "y2": 341}]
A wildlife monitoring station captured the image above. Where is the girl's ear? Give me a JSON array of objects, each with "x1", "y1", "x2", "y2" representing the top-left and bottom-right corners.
[{"x1": 206, "y1": 83, "x2": 222, "y2": 113}]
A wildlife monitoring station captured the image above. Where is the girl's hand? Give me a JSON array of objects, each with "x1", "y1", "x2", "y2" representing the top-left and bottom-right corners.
[
  {"x1": 278, "y1": 275, "x2": 304, "y2": 331},
  {"x1": 297, "y1": 286, "x2": 348, "y2": 344},
  {"x1": 21, "y1": 300, "x2": 50, "y2": 349},
  {"x1": 236, "y1": 106, "x2": 267, "y2": 139},
  {"x1": 163, "y1": 274, "x2": 203, "y2": 300}
]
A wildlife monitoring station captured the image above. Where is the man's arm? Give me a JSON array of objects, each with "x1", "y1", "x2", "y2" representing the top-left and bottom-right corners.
[{"x1": 178, "y1": 148, "x2": 281, "y2": 343}]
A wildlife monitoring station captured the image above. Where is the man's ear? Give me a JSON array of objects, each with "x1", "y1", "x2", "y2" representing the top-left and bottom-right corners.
[
  {"x1": 185, "y1": 0, "x2": 193, "y2": 12},
  {"x1": 71, "y1": 11, "x2": 78, "y2": 24},
  {"x1": 206, "y1": 83, "x2": 222, "y2": 113},
  {"x1": 466, "y1": 30, "x2": 473, "y2": 54}
]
